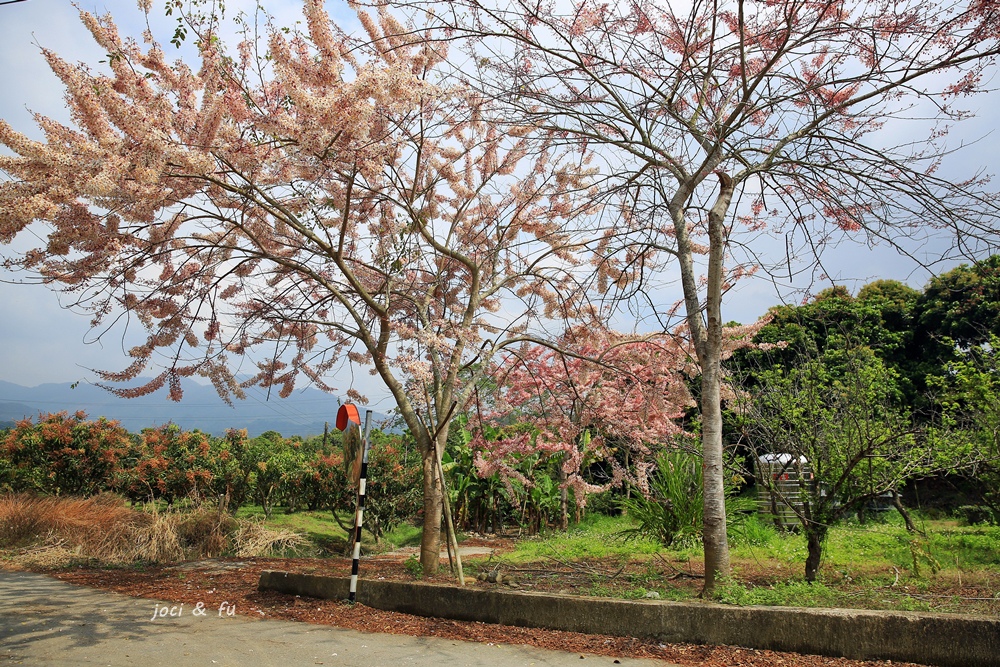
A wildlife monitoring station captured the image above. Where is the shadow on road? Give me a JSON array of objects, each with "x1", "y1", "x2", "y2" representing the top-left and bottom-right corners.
[{"x1": 0, "y1": 571, "x2": 664, "y2": 667}]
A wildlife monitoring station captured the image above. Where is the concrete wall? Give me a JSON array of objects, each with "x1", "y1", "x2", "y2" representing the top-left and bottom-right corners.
[{"x1": 259, "y1": 571, "x2": 999, "y2": 667}]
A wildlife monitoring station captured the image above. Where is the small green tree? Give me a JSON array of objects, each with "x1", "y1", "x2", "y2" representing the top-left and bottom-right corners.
[
  {"x1": 735, "y1": 348, "x2": 949, "y2": 582},
  {"x1": 926, "y1": 337, "x2": 1000, "y2": 521},
  {"x1": 209, "y1": 429, "x2": 256, "y2": 513},
  {"x1": 302, "y1": 451, "x2": 354, "y2": 516},
  {"x1": 247, "y1": 432, "x2": 296, "y2": 519},
  {"x1": 360, "y1": 432, "x2": 423, "y2": 542}
]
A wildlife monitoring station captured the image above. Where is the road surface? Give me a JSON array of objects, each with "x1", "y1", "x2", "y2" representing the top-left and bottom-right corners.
[{"x1": 0, "y1": 572, "x2": 677, "y2": 667}]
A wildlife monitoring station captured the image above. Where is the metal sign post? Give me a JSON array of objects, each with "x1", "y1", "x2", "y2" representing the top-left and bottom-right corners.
[{"x1": 336, "y1": 404, "x2": 371, "y2": 603}]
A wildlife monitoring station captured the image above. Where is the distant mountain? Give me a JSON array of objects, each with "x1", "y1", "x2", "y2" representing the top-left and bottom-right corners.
[
  {"x1": 0, "y1": 379, "x2": 393, "y2": 437},
  {"x1": 0, "y1": 400, "x2": 37, "y2": 423}
]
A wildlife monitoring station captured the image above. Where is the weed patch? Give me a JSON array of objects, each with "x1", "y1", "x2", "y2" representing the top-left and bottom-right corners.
[{"x1": 714, "y1": 579, "x2": 840, "y2": 607}]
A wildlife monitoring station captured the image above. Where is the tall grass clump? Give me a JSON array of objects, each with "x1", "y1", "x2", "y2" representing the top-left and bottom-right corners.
[
  {"x1": 730, "y1": 514, "x2": 783, "y2": 549},
  {"x1": 0, "y1": 493, "x2": 139, "y2": 548},
  {"x1": 619, "y1": 449, "x2": 704, "y2": 547},
  {"x1": 0, "y1": 493, "x2": 304, "y2": 566}
]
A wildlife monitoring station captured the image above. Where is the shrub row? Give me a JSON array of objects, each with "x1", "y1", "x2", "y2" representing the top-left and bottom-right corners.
[{"x1": 0, "y1": 412, "x2": 421, "y2": 539}]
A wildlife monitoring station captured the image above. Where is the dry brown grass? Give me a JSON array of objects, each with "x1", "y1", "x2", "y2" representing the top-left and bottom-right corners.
[
  {"x1": 0, "y1": 493, "x2": 142, "y2": 547},
  {"x1": 230, "y1": 521, "x2": 307, "y2": 557},
  {"x1": 0, "y1": 493, "x2": 304, "y2": 567}
]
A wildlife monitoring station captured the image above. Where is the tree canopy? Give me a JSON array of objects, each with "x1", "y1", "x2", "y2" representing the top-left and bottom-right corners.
[
  {"x1": 0, "y1": 0, "x2": 608, "y2": 573},
  {"x1": 407, "y1": 0, "x2": 1000, "y2": 591}
]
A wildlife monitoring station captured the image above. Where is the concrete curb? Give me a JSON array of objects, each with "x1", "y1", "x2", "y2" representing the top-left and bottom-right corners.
[{"x1": 259, "y1": 571, "x2": 1000, "y2": 667}]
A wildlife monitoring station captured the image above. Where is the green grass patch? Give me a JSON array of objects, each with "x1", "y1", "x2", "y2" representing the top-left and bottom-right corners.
[
  {"x1": 237, "y1": 507, "x2": 351, "y2": 555},
  {"x1": 505, "y1": 513, "x2": 663, "y2": 563},
  {"x1": 381, "y1": 522, "x2": 422, "y2": 549},
  {"x1": 714, "y1": 579, "x2": 840, "y2": 607},
  {"x1": 232, "y1": 503, "x2": 1000, "y2": 616},
  {"x1": 809, "y1": 515, "x2": 1000, "y2": 577},
  {"x1": 238, "y1": 505, "x2": 425, "y2": 555},
  {"x1": 726, "y1": 511, "x2": 1000, "y2": 579}
]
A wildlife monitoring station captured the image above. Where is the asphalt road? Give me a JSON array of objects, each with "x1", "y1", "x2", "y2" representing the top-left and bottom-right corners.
[{"x1": 0, "y1": 572, "x2": 676, "y2": 667}]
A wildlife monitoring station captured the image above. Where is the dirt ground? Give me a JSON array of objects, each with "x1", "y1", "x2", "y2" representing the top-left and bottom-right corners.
[{"x1": 2, "y1": 547, "x2": 933, "y2": 667}]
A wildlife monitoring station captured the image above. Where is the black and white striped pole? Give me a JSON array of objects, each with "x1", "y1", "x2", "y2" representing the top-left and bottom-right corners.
[{"x1": 337, "y1": 403, "x2": 371, "y2": 603}]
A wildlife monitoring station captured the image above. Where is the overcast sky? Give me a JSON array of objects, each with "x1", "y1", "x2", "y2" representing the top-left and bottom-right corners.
[{"x1": 1, "y1": 0, "x2": 998, "y2": 412}]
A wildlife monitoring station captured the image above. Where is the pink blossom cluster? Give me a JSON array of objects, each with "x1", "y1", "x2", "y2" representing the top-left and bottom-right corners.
[
  {"x1": 0, "y1": 0, "x2": 601, "y2": 448},
  {"x1": 468, "y1": 314, "x2": 776, "y2": 504}
]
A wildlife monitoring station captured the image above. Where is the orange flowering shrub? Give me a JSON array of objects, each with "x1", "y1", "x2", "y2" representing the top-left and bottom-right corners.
[
  {"x1": 2, "y1": 412, "x2": 133, "y2": 496},
  {"x1": 123, "y1": 424, "x2": 215, "y2": 505}
]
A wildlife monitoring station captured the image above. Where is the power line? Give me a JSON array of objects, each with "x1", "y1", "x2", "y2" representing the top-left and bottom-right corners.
[{"x1": 0, "y1": 1, "x2": 30, "y2": 6}]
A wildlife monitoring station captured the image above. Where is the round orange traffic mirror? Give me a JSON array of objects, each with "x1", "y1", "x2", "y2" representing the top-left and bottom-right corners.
[{"x1": 336, "y1": 403, "x2": 361, "y2": 431}]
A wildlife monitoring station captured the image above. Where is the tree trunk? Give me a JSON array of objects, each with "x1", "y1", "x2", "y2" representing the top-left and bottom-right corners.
[
  {"x1": 892, "y1": 490, "x2": 917, "y2": 533},
  {"x1": 558, "y1": 464, "x2": 569, "y2": 531},
  {"x1": 804, "y1": 524, "x2": 828, "y2": 583},
  {"x1": 622, "y1": 449, "x2": 631, "y2": 516},
  {"x1": 700, "y1": 356, "x2": 730, "y2": 593},
  {"x1": 697, "y1": 172, "x2": 735, "y2": 596},
  {"x1": 420, "y1": 447, "x2": 444, "y2": 575},
  {"x1": 492, "y1": 492, "x2": 502, "y2": 534}
]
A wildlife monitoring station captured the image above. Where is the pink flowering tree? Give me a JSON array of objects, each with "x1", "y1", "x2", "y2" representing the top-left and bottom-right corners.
[
  {"x1": 471, "y1": 324, "x2": 695, "y2": 530},
  {"x1": 0, "y1": 2, "x2": 600, "y2": 573},
  {"x1": 400, "y1": 0, "x2": 1000, "y2": 591},
  {"x1": 472, "y1": 319, "x2": 774, "y2": 529}
]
